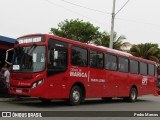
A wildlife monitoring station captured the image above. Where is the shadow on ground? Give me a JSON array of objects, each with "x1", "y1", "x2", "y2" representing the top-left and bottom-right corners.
[
  {"x1": 7, "y1": 97, "x2": 151, "y2": 108},
  {"x1": 0, "y1": 87, "x2": 13, "y2": 98}
]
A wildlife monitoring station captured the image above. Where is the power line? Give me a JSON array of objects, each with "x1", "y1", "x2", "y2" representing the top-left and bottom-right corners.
[
  {"x1": 44, "y1": 0, "x2": 108, "y2": 27},
  {"x1": 115, "y1": 0, "x2": 130, "y2": 15},
  {"x1": 45, "y1": 0, "x2": 82, "y2": 16},
  {"x1": 45, "y1": 0, "x2": 160, "y2": 33},
  {"x1": 61, "y1": 0, "x2": 111, "y2": 15}
]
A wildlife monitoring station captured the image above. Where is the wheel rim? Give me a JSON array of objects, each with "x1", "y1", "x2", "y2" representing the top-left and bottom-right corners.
[
  {"x1": 72, "y1": 90, "x2": 80, "y2": 102},
  {"x1": 131, "y1": 90, "x2": 136, "y2": 100}
]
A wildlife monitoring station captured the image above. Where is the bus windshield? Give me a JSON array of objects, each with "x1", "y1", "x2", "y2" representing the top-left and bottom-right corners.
[{"x1": 12, "y1": 45, "x2": 46, "y2": 72}]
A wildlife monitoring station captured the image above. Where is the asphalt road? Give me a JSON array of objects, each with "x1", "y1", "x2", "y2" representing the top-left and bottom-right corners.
[{"x1": 0, "y1": 95, "x2": 160, "y2": 120}]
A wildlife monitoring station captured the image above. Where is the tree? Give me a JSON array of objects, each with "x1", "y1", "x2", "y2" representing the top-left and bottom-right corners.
[
  {"x1": 93, "y1": 32, "x2": 131, "y2": 51},
  {"x1": 50, "y1": 19, "x2": 130, "y2": 50},
  {"x1": 130, "y1": 43, "x2": 160, "y2": 63},
  {"x1": 50, "y1": 19, "x2": 101, "y2": 43},
  {"x1": 93, "y1": 32, "x2": 110, "y2": 47}
]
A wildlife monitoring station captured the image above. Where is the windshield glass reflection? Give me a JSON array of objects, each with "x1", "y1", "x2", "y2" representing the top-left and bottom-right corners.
[{"x1": 12, "y1": 46, "x2": 46, "y2": 72}]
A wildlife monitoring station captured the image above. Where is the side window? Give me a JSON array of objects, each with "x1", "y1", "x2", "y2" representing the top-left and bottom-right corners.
[
  {"x1": 140, "y1": 62, "x2": 147, "y2": 75},
  {"x1": 118, "y1": 57, "x2": 129, "y2": 72},
  {"x1": 105, "y1": 54, "x2": 117, "y2": 71},
  {"x1": 130, "y1": 60, "x2": 139, "y2": 74},
  {"x1": 90, "y1": 50, "x2": 104, "y2": 69},
  {"x1": 48, "y1": 39, "x2": 68, "y2": 76},
  {"x1": 148, "y1": 64, "x2": 155, "y2": 76},
  {"x1": 71, "y1": 46, "x2": 88, "y2": 67}
]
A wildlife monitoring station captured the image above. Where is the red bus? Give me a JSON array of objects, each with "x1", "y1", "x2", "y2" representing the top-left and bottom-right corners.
[{"x1": 7, "y1": 34, "x2": 158, "y2": 105}]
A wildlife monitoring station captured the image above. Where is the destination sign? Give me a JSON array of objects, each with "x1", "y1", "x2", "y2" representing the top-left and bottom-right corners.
[{"x1": 17, "y1": 36, "x2": 44, "y2": 44}]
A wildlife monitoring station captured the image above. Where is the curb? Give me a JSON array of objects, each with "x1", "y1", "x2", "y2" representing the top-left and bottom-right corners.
[
  {"x1": 0, "y1": 97, "x2": 38, "y2": 102},
  {"x1": 0, "y1": 98, "x2": 13, "y2": 102}
]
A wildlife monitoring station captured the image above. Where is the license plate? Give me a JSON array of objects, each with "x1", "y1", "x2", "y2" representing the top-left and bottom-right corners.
[{"x1": 16, "y1": 89, "x2": 22, "y2": 93}]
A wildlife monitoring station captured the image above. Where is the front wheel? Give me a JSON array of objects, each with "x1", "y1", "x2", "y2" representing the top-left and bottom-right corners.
[{"x1": 68, "y1": 86, "x2": 82, "y2": 106}]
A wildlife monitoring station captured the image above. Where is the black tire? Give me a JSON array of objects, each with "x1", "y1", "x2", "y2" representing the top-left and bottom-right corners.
[
  {"x1": 39, "y1": 98, "x2": 51, "y2": 103},
  {"x1": 68, "y1": 86, "x2": 82, "y2": 106},
  {"x1": 124, "y1": 87, "x2": 137, "y2": 102},
  {"x1": 102, "y1": 97, "x2": 112, "y2": 101}
]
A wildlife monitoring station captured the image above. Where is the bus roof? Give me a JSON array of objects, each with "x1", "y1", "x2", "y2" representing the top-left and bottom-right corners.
[
  {"x1": 97, "y1": 45, "x2": 132, "y2": 56},
  {"x1": 51, "y1": 34, "x2": 157, "y2": 64},
  {"x1": 17, "y1": 33, "x2": 157, "y2": 65}
]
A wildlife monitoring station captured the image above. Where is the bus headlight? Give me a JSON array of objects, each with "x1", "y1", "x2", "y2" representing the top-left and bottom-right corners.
[
  {"x1": 37, "y1": 79, "x2": 43, "y2": 85},
  {"x1": 31, "y1": 79, "x2": 44, "y2": 89},
  {"x1": 32, "y1": 83, "x2": 37, "y2": 88}
]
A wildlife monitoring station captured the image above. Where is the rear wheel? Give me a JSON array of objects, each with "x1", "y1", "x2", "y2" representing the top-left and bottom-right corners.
[
  {"x1": 124, "y1": 87, "x2": 137, "y2": 102},
  {"x1": 68, "y1": 86, "x2": 82, "y2": 106}
]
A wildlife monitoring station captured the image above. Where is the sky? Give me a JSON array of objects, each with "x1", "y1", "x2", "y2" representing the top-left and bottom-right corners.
[{"x1": 0, "y1": 0, "x2": 160, "y2": 46}]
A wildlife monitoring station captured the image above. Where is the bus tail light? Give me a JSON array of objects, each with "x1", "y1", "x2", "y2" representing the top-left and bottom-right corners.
[{"x1": 31, "y1": 79, "x2": 44, "y2": 89}]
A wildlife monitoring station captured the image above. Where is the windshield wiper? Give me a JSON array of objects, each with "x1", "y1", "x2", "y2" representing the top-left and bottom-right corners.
[{"x1": 28, "y1": 44, "x2": 37, "y2": 55}]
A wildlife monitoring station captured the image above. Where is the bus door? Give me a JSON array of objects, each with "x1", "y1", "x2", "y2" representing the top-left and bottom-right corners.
[{"x1": 47, "y1": 39, "x2": 68, "y2": 98}]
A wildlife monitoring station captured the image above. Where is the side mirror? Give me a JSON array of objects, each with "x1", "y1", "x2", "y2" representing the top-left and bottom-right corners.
[{"x1": 5, "y1": 48, "x2": 14, "y2": 65}]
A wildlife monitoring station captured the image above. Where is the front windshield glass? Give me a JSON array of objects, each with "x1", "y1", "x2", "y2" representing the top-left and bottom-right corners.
[{"x1": 12, "y1": 45, "x2": 46, "y2": 72}]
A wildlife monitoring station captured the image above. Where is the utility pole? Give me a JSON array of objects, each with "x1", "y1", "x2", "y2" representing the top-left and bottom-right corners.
[
  {"x1": 109, "y1": 0, "x2": 116, "y2": 49},
  {"x1": 109, "y1": 0, "x2": 130, "y2": 49}
]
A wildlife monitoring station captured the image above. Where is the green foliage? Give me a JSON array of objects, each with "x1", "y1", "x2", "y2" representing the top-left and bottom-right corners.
[
  {"x1": 50, "y1": 19, "x2": 101, "y2": 43},
  {"x1": 50, "y1": 19, "x2": 131, "y2": 51},
  {"x1": 93, "y1": 32, "x2": 131, "y2": 51},
  {"x1": 130, "y1": 43, "x2": 160, "y2": 63},
  {"x1": 112, "y1": 32, "x2": 131, "y2": 50},
  {"x1": 93, "y1": 32, "x2": 110, "y2": 47}
]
